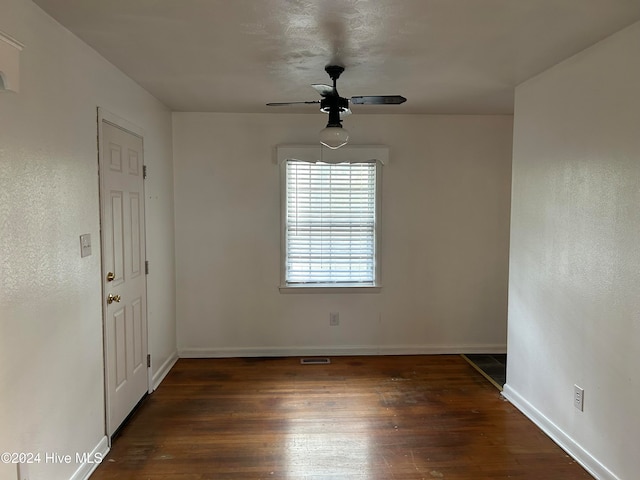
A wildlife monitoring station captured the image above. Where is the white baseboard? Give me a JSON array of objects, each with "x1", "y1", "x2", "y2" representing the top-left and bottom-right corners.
[
  {"x1": 69, "y1": 435, "x2": 109, "y2": 480},
  {"x1": 152, "y1": 350, "x2": 179, "y2": 390},
  {"x1": 502, "y1": 384, "x2": 619, "y2": 480},
  {"x1": 179, "y1": 344, "x2": 507, "y2": 358}
]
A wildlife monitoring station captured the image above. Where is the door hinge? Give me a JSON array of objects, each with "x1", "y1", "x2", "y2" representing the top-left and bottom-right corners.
[
  {"x1": 147, "y1": 354, "x2": 151, "y2": 368},
  {"x1": 145, "y1": 260, "x2": 149, "y2": 275},
  {"x1": 143, "y1": 164, "x2": 147, "y2": 179}
]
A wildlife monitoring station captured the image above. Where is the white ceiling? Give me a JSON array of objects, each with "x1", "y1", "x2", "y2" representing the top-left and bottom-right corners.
[{"x1": 33, "y1": 0, "x2": 640, "y2": 114}]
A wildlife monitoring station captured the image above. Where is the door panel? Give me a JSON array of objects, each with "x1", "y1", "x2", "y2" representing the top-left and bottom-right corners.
[
  {"x1": 132, "y1": 297, "x2": 143, "y2": 371},
  {"x1": 130, "y1": 193, "x2": 141, "y2": 278},
  {"x1": 109, "y1": 143, "x2": 122, "y2": 172},
  {"x1": 128, "y1": 148, "x2": 139, "y2": 175},
  {"x1": 113, "y1": 307, "x2": 127, "y2": 390},
  {"x1": 109, "y1": 191, "x2": 125, "y2": 286},
  {"x1": 100, "y1": 119, "x2": 148, "y2": 436}
]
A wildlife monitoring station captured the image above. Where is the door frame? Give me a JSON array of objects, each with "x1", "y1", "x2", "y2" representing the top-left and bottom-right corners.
[{"x1": 97, "y1": 107, "x2": 151, "y2": 442}]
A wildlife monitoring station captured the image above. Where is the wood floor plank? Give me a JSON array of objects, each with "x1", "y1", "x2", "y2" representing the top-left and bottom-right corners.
[{"x1": 90, "y1": 355, "x2": 592, "y2": 479}]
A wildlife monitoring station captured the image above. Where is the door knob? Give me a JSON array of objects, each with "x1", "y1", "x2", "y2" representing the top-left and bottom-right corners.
[
  {"x1": 106, "y1": 272, "x2": 115, "y2": 282},
  {"x1": 107, "y1": 294, "x2": 121, "y2": 304}
]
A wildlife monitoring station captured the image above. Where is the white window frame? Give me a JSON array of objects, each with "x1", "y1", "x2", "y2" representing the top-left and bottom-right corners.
[{"x1": 277, "y1": 145, "x2": 387, "y2": 293}]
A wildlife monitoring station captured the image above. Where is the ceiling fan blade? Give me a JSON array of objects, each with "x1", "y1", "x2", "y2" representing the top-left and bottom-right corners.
[
  {"x1": 350, "y1": 95, "x2": 407, "y2": 105},
  {"x1": 266, "y1": 101, "x2": 321, "y2": 106},
  {"x1": 311, "y1": 84, "x2": 335, "y2": 97}
]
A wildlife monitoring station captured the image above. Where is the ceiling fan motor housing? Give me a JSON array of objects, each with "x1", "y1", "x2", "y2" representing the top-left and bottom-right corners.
[
  {"x1": 320, "y1": 65, "x2": 348, "y2": 118},
  {"x1": 320, "y1": 96, "x2": 349, "y2": 113}
]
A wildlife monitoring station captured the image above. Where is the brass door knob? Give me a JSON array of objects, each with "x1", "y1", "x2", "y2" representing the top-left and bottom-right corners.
[
  {"x1": 107, "y1": 294, "x2": 121, "y2": 304},
  {"x1": 106, "y1": 272, "x2": 115, "y2": 282}
]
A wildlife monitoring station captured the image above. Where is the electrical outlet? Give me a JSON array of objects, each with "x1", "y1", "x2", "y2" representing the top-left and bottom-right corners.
[
  {"x1": 329, "y1": 312, "x2": 339, "y2": 326},
  {"x1": 17, "y1": 462, "x2": 29, "y2": 480},
  {"x1": 574, "y1": 385, "x2": 584, "y2": 411}
]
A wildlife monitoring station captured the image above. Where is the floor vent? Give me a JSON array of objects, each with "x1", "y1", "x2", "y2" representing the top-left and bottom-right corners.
[{"x1": 300, "y1": 358, "x2": 331, "y2": 365}]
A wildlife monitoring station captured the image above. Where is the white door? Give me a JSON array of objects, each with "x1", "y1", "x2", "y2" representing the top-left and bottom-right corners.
[{"x1": 99, "y1": 118, "x2": 149, "y2": 437}]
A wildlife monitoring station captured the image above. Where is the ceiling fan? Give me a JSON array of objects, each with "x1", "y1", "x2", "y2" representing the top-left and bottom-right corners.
[{"x1": 267, "y1": 65, "x2": 407, "y2": 149}]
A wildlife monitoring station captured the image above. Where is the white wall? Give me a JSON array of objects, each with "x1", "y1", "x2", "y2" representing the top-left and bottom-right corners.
[
  {"x1": 174, "y1": 113, "x2": 513, "y2": 357},
  {"x1": 504, "y1": 21, "x2": 640, "y2": 480},
  {"x1": 0, "y1": 1, "x2": 176, "y2": 479}
]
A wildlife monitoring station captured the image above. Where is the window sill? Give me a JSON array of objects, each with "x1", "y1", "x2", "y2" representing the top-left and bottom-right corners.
[{"x1": 279, "y1": 285, "x2": 382, "y2": 294}]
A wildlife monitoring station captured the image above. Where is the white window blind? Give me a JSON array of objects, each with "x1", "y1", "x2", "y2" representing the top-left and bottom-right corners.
[{"x1": 284, "y1": 160, "x2": 377, "y2": 286}]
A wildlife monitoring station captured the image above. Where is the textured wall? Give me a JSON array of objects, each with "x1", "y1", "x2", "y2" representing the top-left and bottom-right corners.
[
  {"x1": 0, "y1": 1, "x2": 176, "y2": 479},
  {"x1": 173, "y1": 113, "x2": 513, "y2": 356},
  {"x1": 506, "y1": 21, "x2": 640, "y2": 480}
]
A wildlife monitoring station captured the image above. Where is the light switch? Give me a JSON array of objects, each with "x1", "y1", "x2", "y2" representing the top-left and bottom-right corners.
[{"x1": 80, "y1": 233, "x2": 92, "y2": 257}]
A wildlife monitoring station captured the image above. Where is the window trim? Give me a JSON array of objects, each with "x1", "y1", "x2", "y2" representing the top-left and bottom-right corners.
[{"x1": 278, "y1": 145, "x2": 386, "y2": 293}]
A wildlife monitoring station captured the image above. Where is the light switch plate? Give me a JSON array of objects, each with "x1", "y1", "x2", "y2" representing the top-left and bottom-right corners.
[
  {"x1": 574, "y1": 385, "x2": 584, "y2": 411},
  {"x1": 80, "y1": 233, "x2": 92, "y2": 257}
]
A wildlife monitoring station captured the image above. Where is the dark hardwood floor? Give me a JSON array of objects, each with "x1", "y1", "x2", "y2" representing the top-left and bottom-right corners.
[{"x1": 91, "y1": 355, "x2": 591, "y2": 479}]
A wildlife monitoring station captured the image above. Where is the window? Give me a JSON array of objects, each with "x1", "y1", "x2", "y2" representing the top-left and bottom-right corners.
[{"x1": 280, "y1": 155, "x2": 382, "y2": 290}]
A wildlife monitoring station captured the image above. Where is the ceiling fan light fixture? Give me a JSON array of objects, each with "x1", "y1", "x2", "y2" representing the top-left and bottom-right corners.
[{"x1": 319, "y1": 125, "x2": 349, "y2": 149}]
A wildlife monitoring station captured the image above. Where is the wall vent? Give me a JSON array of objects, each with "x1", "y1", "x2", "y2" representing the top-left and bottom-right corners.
[{"x1": 300, "y1": 358, "x2": 331, "y2": 365}]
